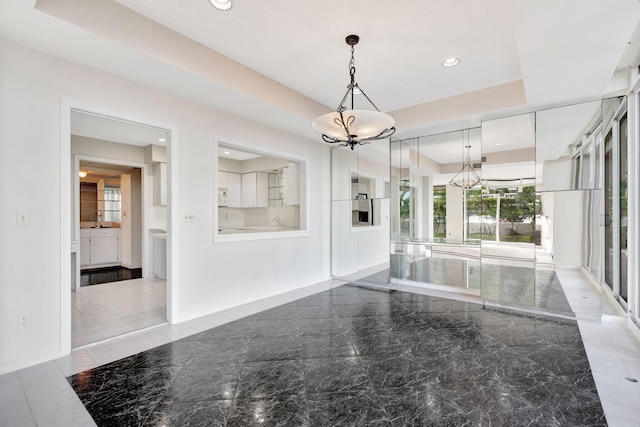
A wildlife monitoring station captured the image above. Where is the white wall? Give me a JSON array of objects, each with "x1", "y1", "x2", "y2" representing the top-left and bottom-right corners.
[{"x1": 0, "y1": 40, "x2": 331, "y2": 374}]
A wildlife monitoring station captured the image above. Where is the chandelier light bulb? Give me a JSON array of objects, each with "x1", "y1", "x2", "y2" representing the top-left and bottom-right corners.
[
  {"x1": 210, "y1": 0, "x2": 231, "y2": 11},
  {"x1": 442, "y1": 57, "x2": 461, "y2": 68}
]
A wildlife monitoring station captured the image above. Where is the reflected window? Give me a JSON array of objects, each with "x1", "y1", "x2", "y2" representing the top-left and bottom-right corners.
[
  {"x1": 433, "y1": 186, "x2": 446, "y2": 238},
  {"x1": 352, "y1": 173, "x2": 381, "y2": 228},
  {"x1": 398, "y1": 182, "x2": 414, "y2": 236},
  {"x1": 480, "y1": 185, "x2": 540, "y2": 244}
]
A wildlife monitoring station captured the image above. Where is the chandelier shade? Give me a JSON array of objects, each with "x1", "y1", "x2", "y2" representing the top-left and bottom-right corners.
[
  {"x1": 312, "y1": 109, "x2": 395, "y2": 144},
  {"x1": 313, "y1": 35, "x2": 395, "y2": 150}
]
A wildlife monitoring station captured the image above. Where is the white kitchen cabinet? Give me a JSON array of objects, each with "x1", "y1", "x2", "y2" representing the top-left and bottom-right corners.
[
  {"x1": 218, "y1": 171, "x2": 228, "y2": 189},
  {"x1": 227, "y1": 172, "x2": 242, "y2": 207},
  {"x1": 283, "y1": 164, "x2": 300, "y2": 205},
  {"x1": 153, "y1": 162, "x2": 167, "y2": 206},
  {"x1": 80, "y1": 230, "x2": 91, "y2": 266},
  {"x1": 152, "y1": 234, "x2": 167, "y2": 280},
  {"x1": 80, "y1": 228, "x2": 120, "y2": 268},
  {"x1": 241, "y1": 172, "x2": 268, "y2": 207},
  {"x1": 92, "y1": 235, "x2": 119, "y2": 264}
]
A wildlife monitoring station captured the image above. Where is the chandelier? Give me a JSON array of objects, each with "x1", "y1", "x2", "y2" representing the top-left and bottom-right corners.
[
  {"x1": 449, "y1": 143, "x2": 481, "y2": 189},
  {"x1": 312, "y1": 35, "x2": 396, "y2": 150}
]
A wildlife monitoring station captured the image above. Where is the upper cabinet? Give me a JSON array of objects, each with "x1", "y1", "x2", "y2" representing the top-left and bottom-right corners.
[
  {"x1": 218, "y1": 171, "x2": 242, "y2": 207},
  {"x1": 227, "y1": 173, "x2": 242, "y2": 207},
  {"x1": 153, "y1": 162, "x2": 167, "y2": 206},
  {"x1": 283, "y1": 164, "x2": 300, "y2": 205},
  {"x1": 241, "y1": 172, "x2": 268, "y2": 207}
]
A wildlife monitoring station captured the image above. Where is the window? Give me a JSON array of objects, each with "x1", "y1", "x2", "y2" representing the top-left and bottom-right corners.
[
  {"x1": 215, "y1": 142, "x2": 306, "y2": 240},
  {"x1": 103, "y1": 184, "x2": 121, "y2": 222}
]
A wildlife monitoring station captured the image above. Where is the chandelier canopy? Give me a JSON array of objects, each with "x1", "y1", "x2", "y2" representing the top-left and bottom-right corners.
[{"x1": 312, "y1": 35, "x2": 395, "y2": 150}]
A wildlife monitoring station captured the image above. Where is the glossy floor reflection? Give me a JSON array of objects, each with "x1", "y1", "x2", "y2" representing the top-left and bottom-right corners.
[
  {"x1": 68, "y1": 285, "x2": 604, "y2": 426},
  {"x1": 390, "y1": 255, "x2": 573, "y2": 314},
  {"x1": 80, "y1": 266, "x2": 143, "y2": 286}
]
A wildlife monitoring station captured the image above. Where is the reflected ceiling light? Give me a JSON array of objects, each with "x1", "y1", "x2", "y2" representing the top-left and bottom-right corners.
[
  {"x1": 494, "y1": 142, "x2": 503, "y2": 146},
  {"x1": 158, "y1": 138, "x2": 166, "y2": 142},
  {"x1": 224, "y1": 151, "x2": 230, "y2": 155},
  {"x1": 442, "y1": 57, "x2": 460, "y2": 67},
  {"x1": 449, "y1": 142, "x2": 481, "y2": 189},
  {"x1": 78, "y1": 170, "x2": 88, "y2": 178},
  {"x1": 209, "y1": 0, "x2": 231, "y2": 11},
  {"x1": 312, "y1": 35, "x2": 395, "y2": 150}
]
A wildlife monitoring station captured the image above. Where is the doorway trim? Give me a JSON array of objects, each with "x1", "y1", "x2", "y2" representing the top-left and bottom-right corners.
[{"x1": 60, "y1": 98, "x2": 179, "y2": 354}]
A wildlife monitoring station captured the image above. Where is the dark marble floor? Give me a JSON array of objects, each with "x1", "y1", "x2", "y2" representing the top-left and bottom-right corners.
[
  {"x1": 80, "y1": 266, "x2": 143, "y2": 286},
  {"x1": 68, "y1": 285, "x2": 605, "y2": 426}
]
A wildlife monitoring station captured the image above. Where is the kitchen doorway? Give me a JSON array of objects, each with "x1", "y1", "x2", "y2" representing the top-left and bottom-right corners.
[{"x1": 66, "y1": 107, "x2": 173, "y2": 349}]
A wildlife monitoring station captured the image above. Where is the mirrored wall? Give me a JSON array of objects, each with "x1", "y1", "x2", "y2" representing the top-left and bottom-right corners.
[{"x1": 389, "y1": 97, "x2": 628, "y2": 318}]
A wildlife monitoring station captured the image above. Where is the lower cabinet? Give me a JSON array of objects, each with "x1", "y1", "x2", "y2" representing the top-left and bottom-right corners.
[
  {"x1": 80, "y1": 236, "x2": 91, "y2": 266},
  {"x1": 80, "y1": 228, "x2": 120, "y2": 268},
  {"x1": 152, "y1": 236, "x2": 167, "y2": 280}
]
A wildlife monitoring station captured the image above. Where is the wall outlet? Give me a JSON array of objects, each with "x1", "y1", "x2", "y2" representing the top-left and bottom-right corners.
[
  {"x1": 17, "y1": 313, "x2": 31, "y2": 330},
  {"x1": 184, "y1": 212, "x2": 195, "y2": 222}
]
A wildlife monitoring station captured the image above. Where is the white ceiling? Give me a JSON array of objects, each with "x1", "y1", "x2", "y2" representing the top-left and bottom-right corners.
[{"x1": 1, "y1": 0, "x2": 639, "y2": 145}]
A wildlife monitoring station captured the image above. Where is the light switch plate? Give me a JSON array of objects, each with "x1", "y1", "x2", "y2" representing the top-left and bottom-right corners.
[{"x1": 16, "y1": 210, "x2": 30, "y2": 226}]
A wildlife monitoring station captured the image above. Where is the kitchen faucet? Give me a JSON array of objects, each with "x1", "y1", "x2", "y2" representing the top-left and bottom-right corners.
[{"x1": 272, "y1": 216, "x2": 282, "y2": 226}]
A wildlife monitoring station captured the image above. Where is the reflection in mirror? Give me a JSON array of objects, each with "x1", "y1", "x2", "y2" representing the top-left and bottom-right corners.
[
  {"x1": 535, "y1": 100, "x2": 601, "y2": 192},
  {"x1": 481, "y1": 113, "x2": 536, "y2": 254},
  {"x1": 390, "y1": 129, "x2": 482, "y2": 294},
  {"x1": 387, "y1": 98, "x2": 628, "y2": 320},
  {"x1": 480, "y1": 114, "x2": 538, "y2": 310}
]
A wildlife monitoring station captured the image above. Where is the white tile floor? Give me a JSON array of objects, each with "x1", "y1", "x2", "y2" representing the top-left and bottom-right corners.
[
  {"x1": 72, "y1": 278, "x2": 167, "y2": 348},
  {"x1": 1, "y1": 273, "x2": 639, "y2": 426},
  {"x1": 557, "y1": 268, "x2": 640, "y2": 427}
]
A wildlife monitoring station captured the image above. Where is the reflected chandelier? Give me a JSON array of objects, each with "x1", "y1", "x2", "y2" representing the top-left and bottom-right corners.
[
  {"x1": 449, "y1": 144, "x2": 481, "y2": 189},
  {"x1": 312, "y1": 35, "x2": 396, "y2": 150}
]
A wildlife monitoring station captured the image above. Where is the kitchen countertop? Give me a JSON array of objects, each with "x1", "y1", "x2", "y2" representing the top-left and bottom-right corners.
[{"x1": 218, "y1": 226, "x2": 299, "y2": 234}]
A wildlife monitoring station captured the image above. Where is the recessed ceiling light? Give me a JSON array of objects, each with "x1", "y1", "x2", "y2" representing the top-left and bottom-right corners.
[
  {"x1": 79, "y1": 170, "x2": 88, "y2": 178},
  {"x1": 494, "y1": 142, "x2": 503, "y2": 146},
  {"x1": 442, "y1": 57, "x2": 460, "y2": 68},
  {"x1": 158, "y1": 138, "x2": 166, "y2": 142},
  {"x1": 210, "y1": 0, "x2": 231, "y2": 11},
  {"x1": 452, "y1": 155, "x2": 457, "y2": 159}
]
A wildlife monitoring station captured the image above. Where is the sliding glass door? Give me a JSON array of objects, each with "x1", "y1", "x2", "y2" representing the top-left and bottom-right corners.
[
  {"x1": 619, "y1": 113, "x2": 628, "y2": 302},
  {"x1": 604, "y1": 127, "x2": 614, "y2": 291},
  {"x1": 603, "y1": 98, "x2": 628, "y2": 305}
]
